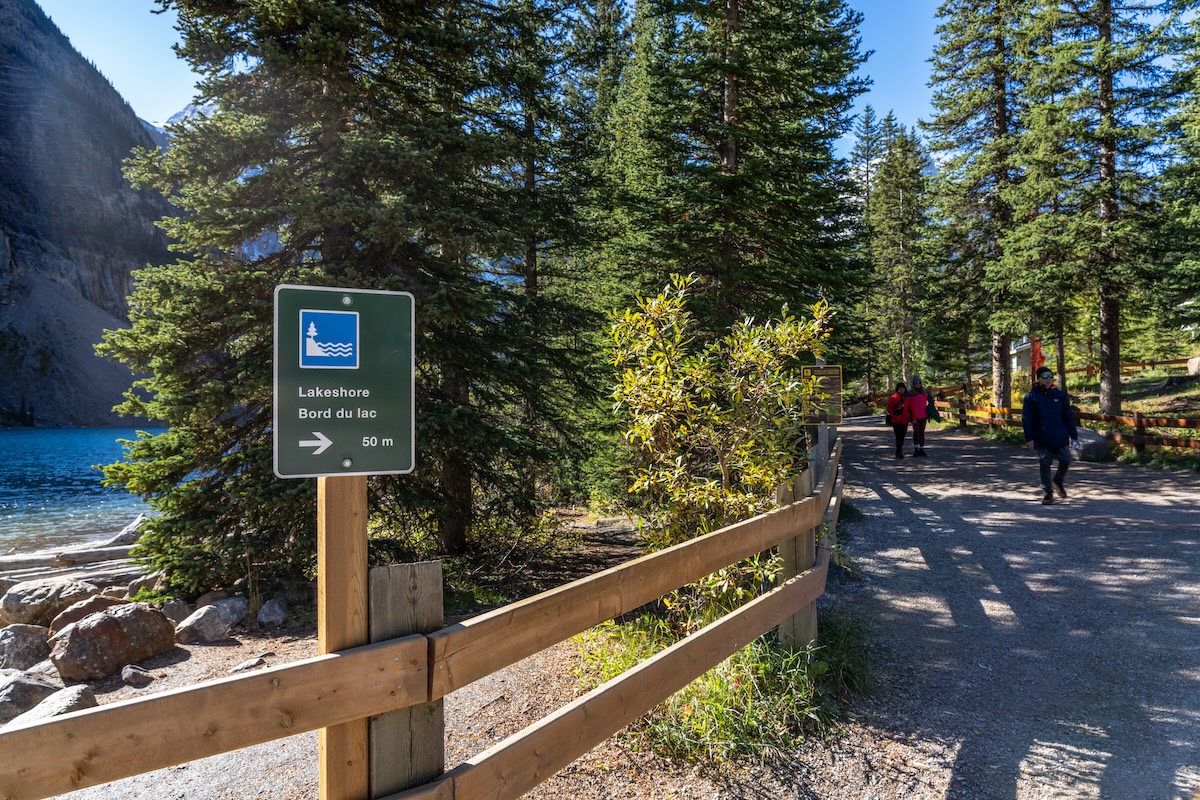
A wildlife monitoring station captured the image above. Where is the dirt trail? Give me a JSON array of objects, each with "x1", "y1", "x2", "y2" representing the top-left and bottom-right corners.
[{"x1": 820, "y1": 417, "x2": 1200, "y2": 799}]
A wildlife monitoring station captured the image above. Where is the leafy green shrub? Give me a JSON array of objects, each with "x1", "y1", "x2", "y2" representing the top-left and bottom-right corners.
[
  {"x1": 576, "y1": 612, "x2": 869, "y2": 761},
  {"x1": 591, "y1": 276, "x2": 863, "y2": 758},
  {"x1": 129, "y1": 587, "x2": 177, "y2": 607},
  {"x1": 610, "y1": 274, "x2": 832, "y2": 551}
]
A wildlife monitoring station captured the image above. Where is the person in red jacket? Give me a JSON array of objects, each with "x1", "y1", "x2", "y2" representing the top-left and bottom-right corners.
[
  {"x1": 887, "y1": 382, "x2": 911, "y2": 459},
  {"x1": 906, "y1": 375, "x2": 941, "y2": 457}
]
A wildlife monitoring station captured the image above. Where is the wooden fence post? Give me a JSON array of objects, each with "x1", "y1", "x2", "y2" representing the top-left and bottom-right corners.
[
  {"x1": 369, "y1": 562, "x2": 444, "y2": 797},
  {"x1": 318, "y1": 475, "x2": 370, "y2": 800},
  {"x1": 1134, "y1": 411, "x2": 1146, "y2": 455},
  {"x1": 778, "y1": 463, "x2": 816, "y2": 651},
  {"x1": 958, "y1": 387, "x2": 967, "y2": 429}
]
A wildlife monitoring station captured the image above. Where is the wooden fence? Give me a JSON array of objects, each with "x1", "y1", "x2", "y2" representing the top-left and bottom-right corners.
[
  {"x1": 920, "y1": 356, "x2": 1195, "y2": 399},
  {"x1": 0, "y1": 442, "x2": 844, "y2": 800},
  {"x1": 937, "y1": 399, "x2": 1200, "y2": 452}
]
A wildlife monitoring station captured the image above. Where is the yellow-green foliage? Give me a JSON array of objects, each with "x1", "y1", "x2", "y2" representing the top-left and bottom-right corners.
[{"x1": 610, "y1": 274, "x2": 833, "y2": 550}]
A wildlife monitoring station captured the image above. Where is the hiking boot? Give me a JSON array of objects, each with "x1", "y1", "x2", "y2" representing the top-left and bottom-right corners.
[
  {"x1": 915, "y1": 448, "x2": 927, "y2": 457},
  {"x1": 1042, "y1": 492, "x2": 1054, "y2": 505},
  {"x1": 1053, "y1": 480, "x2": 1066, "y2": 498},
  {"x1": 895, "y1": 451, "x2": 904, "y2": 459}
]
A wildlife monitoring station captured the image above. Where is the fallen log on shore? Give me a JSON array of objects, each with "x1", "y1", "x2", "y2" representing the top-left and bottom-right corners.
[{"x1": 0, "y1": 516, "x2": 150, "y2": 591}]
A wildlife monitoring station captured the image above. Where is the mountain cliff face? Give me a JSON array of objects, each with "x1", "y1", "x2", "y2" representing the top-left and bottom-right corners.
[{"x1": 0, "y1": 0, "x2": 175, "y2": 426}]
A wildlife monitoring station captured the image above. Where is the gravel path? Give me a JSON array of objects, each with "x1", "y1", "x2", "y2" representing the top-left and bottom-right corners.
[
  {"x1": 48, "y1": 418, "x2": 1200, "y2": 799},
  {"x1": 809, "y1": 418, "x2": 1200, "y2": 799}
]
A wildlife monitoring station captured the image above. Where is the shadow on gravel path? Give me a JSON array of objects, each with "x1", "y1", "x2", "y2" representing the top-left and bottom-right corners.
[{"x1": 829, "y1": 418, "x2": 1200, "y2": 799}]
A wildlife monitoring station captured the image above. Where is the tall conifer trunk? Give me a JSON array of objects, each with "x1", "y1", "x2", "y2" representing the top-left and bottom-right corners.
[
  {"x1": 1096, "y1": 0, "x2": 1121, "y2": 414},
  {"x1": 992, "y1": 330, "x2": 1012, "y2": 410},
  {"x1": 437, "y1": 375, "x2": 472, "y2": 555},
  {"x1": 988, "y1": 12, "x2": 1014, "y2": 412},
  {"x1": 717, "y1": 0, "x2": 739, "y2": 320}
]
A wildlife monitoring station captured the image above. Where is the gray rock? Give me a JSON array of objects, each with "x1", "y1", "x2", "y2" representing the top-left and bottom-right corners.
[
  {"x1": 1188, "y1": 355, "x2": 1200, "y2": 377},
  {"x1": 49, "y1": 603, "x2": 177, "y2": 681},
  {"x1": 212, "y1": 596, "x2": 250, "y2": 628},
  {"x1": 1075, "y1": 427, "x2": 1113, "y2": 462},
  {"x1": 175, "y1": 605, "x2": 231, "y2": 644},
  {"x1": 160, "y1": 598, "x2": 193, "y2": 625},
  {"x1": 230, "y1": 657, "x2": 267, "y2": 674},
  {"x1": 0, "y1": 579, "x2": 100, "y2": 626},
  {"x1": 0, "y1": 671, "x2": 60, "y2": 724},
  {"x1": 3, "y1": 685, "x2": 98, "y2": 729},
  {"x1": 845, "y1": 402, "x2": 871, "y2": 417},
  {"x1": 121, "y1": 664, "x2": 155, "y2": 688},
  {"x1": 256, "y1": 598, "x2": 288, "y2": 628},
  {"x1": 0, "y1": 623, "x2": 51, "y2": 670},
  {"x1": 25, "y1": 659, "x2": 65, "y2": 687},
  {"x1": 48, "y1": 595, "x2": 127, "y2": 636}
]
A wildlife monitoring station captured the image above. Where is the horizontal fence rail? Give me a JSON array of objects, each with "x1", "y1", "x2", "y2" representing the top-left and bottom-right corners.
[
  {"x1": 429, "y1": 440, "x2": 842, "y2": 699},
  {"x1": 0, "y1": 637, "x2": 429, "y2": 800},
  {"x1": 390, "y1": 471, "x2": 845, "y2": 800},
  {"x1": 0, "y1": 442, "x2": 844, "y2": 800},
  {"x1": 862, "y1": 357, "x2": 1197, "y2": 402},
  {"x1": 934, "y1": 401, "x2": 1200, "y2": 451}
]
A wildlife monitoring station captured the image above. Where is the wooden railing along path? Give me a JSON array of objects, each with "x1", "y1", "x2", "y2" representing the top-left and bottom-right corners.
[
  {"x1": 0, "y1": 442, "x2": 844, "y2": 800},
  {"x1": 937, "y1": 399, "x2": 1200, "y2": 452},
  {"x1": 924, "y1": 356, "x2": 1195, "y2": 399}
]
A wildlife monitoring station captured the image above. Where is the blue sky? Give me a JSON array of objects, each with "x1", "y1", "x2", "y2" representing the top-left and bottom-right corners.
[{"x1": 37, "y1": 0, "x2": 940, "y2": 133}]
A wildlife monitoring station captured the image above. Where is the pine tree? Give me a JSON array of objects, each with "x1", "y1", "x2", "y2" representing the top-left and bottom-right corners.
[
  {"x1": 865, "y1": 125, "x2": 933, "y2": 384},
  {"x1": 924, "y1": 0, "x2": 1024, "y2": 408},
  {"x1": 101, "y1": 0, "x2": 600, "y2": 590},
  {"x1": 602, "y1": 0, "x2": 869, "y2": 333},
  {"x1": 1157, "y1": 11, "x2": 1200, "y2": 345},
  {"x1": 1007, "y1": 0, "x2": 1190, "y2": 413},
  {"x1": 849, "y1": 104, "x2": 884, "y2": 220}
]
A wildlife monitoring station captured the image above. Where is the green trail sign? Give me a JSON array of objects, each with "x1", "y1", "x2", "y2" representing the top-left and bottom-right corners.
[{"x1": 274, "y1": 285, "x2": 414, "y2": 478}]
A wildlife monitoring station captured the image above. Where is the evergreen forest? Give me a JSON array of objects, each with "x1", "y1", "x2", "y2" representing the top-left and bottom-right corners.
[{"x1": 99, "y1": 0, "x2": 1200, "y2": 592}]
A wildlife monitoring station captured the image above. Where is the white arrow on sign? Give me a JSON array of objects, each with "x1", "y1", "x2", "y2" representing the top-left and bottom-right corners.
[{"x1": 299, "y1": 431, "x2": 333, "y2": 455}]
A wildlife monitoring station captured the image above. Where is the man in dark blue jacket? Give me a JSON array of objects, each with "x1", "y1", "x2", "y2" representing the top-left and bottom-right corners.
[{"x1": 1022, "y1": 365, "x2": 1079, "y2": 505}]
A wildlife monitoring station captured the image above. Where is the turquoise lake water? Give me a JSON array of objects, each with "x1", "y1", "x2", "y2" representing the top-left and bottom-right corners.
[{"x1": 0, "y1": 428, "x2": 161, "y2": 552}]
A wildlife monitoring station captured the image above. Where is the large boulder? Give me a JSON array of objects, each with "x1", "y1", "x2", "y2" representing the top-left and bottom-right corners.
[
  {"x1": 211, "y1": 596, "x2": 250, "y2": 629},
  {"x1": 0, "y1": 624, "x2": 51, "y2": 670},
  {"x1": 0, "y1": 579, "x2": 99, "y2": 626},
  {"x1": 160, "y1": 598, "x2": 192, "y2": 625},
  {"x1": 48, "y1": 603, "x2": 176, "y2": 681},
  {"x1": 3, "y1": 685, "x2": 98, "y2": 730},
  {"x1": 1076, "y1": 427, "x2": 1113, "y2": 462},
  {"x1": 0, "y1": 671, "x2": 60, "y2": 724},
  {"x1": 175, "y1": 605, "x2": 231, "y2": 644},
  {"x1": 257, "y1": 598, "x2": 288, "y2": 628},
  {"x1": 25, "y1": 659, "x2": 65, "y2": 688},
  {"x1": 1188, "y1": 355, "x2": 1200, "y2": 377},
  {"x1": 48, "y1": 595, "x2": 127, "y2": 636},
  {"x1": 126, "y1": 572, "x2": 164, "y2": 600}
]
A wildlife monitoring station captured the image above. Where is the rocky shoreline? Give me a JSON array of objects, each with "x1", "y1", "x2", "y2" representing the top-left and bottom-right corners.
[{"x1": 0, "y1": 520, "x2": 302, "y2": 731}]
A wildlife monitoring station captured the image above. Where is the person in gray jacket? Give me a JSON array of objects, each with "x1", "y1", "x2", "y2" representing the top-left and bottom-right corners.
[{"x1": 1022, "y1": 365, "x2": 1079, "y2": 505}]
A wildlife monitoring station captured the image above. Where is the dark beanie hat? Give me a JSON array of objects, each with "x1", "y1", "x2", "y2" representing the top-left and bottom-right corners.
[{"x1": 1036, "y1": 366, "x2": 1053, "y2": 378}]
